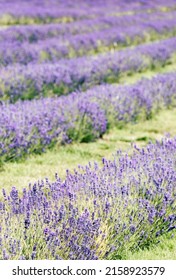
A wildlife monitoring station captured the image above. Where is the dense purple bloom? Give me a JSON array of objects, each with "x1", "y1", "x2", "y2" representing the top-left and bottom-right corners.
[
  {"x1": 0, "y1": 10, "x2": 175, "y2": 44},
  {"x1": 1, "y1": 36, "x2": 176, "y2": 101},
  {"x1": 1, "y1": 14, "x2": 176, "y2": 66},
  {"x1": 1, "y1": 137, "x2": 176, "y2": 259},
  {"x1": 0, "y1": 0, "x2": 175, "y2": 25},
  {"x1": 1, "y1": 71, "x2": 176, "y2": 161}
]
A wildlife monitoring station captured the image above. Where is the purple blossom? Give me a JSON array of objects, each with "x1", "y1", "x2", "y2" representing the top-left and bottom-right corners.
[
  {"x1": 1, "y1": 137, "x2": 176, "y2": 259},
  {"x1": 1, "y1": 71, "x2": 176, "y2": 161}
]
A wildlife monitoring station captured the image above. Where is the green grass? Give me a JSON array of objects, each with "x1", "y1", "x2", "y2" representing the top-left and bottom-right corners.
[
  {"x1": 0, "y1": 14, "x2": 75, "y2": 25},
  {"x1": 126, "y1": 233, "x2": 176, "y2": 260},
  {"x1": 1, "y1": 107, "x2": 176, "y2": 194}
]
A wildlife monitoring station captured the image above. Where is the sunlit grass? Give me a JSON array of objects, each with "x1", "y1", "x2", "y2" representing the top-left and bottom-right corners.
[{"x1": 127, "y1": 233, "x2": 176, "y2": 260}]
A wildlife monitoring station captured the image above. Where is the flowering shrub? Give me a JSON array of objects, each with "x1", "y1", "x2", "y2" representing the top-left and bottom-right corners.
[
  {"x1": 0, "y1": 138, "x2": 176, "y2": 259},
  {"x1": 1, "y1": 11, "x2": 176, "y2": 44},
  {"x1": 1, "y1": 17, "x2": 176, "y2": 66},
  {"x1": 0, "y1": 0, "x2": 175, "y2": 25},
  {"x1": 0, "y1": 72, "x2": 176, "y2": 161},
  {"x1": 1, "y1": 36, "x2": 176, "y2": 102}
]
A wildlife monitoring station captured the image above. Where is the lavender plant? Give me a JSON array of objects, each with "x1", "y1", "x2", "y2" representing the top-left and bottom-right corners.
[
  {"x1": 0, "y1": 0, "x2": 175, "y2": 25},
  {"x1": 1, "y1": 36, "x2": 176, "y2": 102},
  {"x1": 1, "y1": 72, "x2": 176, "y2": 161},
  {"x1": 1, "y1": 11, "x2": 176, "y2": 44},
  {"x1": 0, "y1": 137, "x2": 176, "y2": 259},
  {"x1": 1, "y1": 18, "x2": 176, "y2": 67}
]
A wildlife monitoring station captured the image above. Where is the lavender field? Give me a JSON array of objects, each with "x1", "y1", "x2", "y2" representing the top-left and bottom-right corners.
[{"x1": 0, "y1": 0, "x2": 176, "y2": 260}]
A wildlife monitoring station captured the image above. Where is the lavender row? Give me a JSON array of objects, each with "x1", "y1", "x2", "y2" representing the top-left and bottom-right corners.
[
  {"x1": 1, "y1": 71, "x2": 176, "y2": 162},
  {"x1": 1, "y1": 37, "x2": 176, "y2": 102},
  {"x1": 1, "y1": 10, "x2": 175, "y2": 44},
  {"x1": 1, "y1": 136, "x2": 176, "y2": 259},
  {"x1": 0, "y1": 0, "x2": 148, "y2": 25},
  {"x1": 1, "y1": 16, "x2": 176, "y2": 67},
  {"x1": 0, "y1": 0, "x2": 175, "y2": 25},
  {"x1": 0, "y1": 1, "x2": 101, "y2": 25}
]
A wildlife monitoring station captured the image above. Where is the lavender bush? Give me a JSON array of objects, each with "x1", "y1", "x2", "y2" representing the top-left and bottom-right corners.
[
  {"x1": 0, "y1": 137, "x2": 176, "y2": 259},
  {"x1": 1, "y1": 17, "x2": 176, "y2": 67},
  {"x1": 0, "y1": 0, "x2": 175, "y2": 25},
  {"x1": 1, "y1": 36, "x2": 176, "y2": 102},
  {"x1": 1, "y1": 72, "x2": 176, "y2": 162},
  {"x1": 1, "y1": 11, "x2": 176, "y2": 44}
]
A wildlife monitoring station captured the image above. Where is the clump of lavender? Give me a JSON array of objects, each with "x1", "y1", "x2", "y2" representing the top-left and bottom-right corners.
[
  {"x1": 1, "y1": 71, "x2": 176, "y2": 162},
  {"x1": 0, "y1": 138, "x2": 176, "y2": 260},
  {"x1": 1, "y1": 11, "x2": 176, "y2": 44},
  {"x1": 1, "y1": 36, "x2": 176, "y2": 102},
  {"x1": 1, "y1": 16, "x2": 176, "y2": 66}
]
